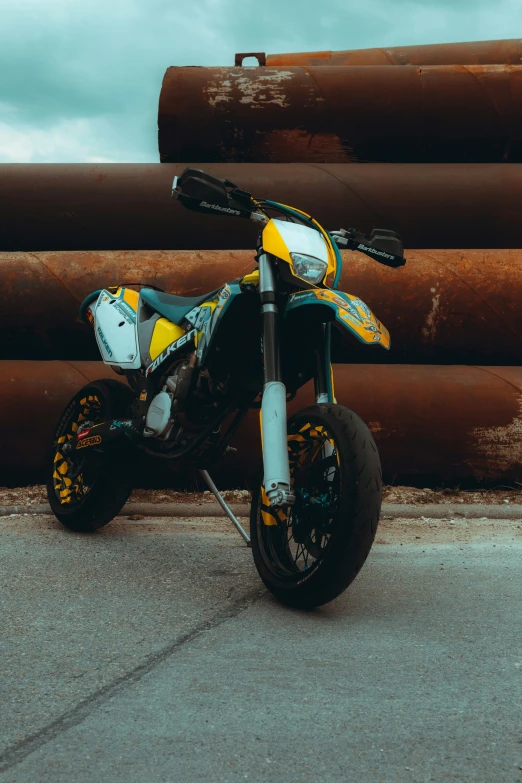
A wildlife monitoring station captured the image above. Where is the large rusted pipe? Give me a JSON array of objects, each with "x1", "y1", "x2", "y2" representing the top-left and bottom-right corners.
[
  {"x1": 0, "y1": 250, "x2": 255, "y2": 360},
  {"x1": 158, "y1": 65, "x2": 522, "y2": 163},
  {"x1": 3, "y1": 249, "x2": 522, "y2": 365},
  {"x1": 2, "y1": 362, "x2": 522, "y2": 488},
  {"x1": 263, "y1": 38, "x2": 522, "y2": 67},
  {"x1": 2, "y1": 163, "x2": 522, "y2": 251},
  {"x1": 0, "y1": 361, "x2": 117, "y2": 485}
]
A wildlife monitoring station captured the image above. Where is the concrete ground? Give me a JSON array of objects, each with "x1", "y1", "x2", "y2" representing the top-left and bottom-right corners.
[{"x1": 0, "y1": 513, "x2": 520, "y2": 783}]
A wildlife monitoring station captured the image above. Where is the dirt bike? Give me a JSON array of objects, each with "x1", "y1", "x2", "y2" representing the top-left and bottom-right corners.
[{"x1": 47, "y1": 167, "x2": 405, "y2": 608}]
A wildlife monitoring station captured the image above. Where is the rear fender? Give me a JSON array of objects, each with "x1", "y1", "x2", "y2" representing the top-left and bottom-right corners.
[{"x1": 284, "y1": 289, "x2": 390, "y2": 349}]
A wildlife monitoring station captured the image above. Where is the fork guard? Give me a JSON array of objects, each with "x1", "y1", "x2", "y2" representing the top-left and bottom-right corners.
[{"x1": 284, "y1": 289, "x2": 390, "y2": 349}]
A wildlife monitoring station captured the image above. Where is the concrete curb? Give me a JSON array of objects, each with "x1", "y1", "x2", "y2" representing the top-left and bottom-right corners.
[
  {"x1": 383, "y1": 503, "x2": 522, "y2": 519},
  {"x1": 0, "y1": 502, "x2": 252, "y2": 518},
  {"x1": 1, "y1": 502, "x2": 522, "y2": 519}
]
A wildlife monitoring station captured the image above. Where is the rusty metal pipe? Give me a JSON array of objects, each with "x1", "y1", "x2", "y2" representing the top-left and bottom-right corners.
[
  {"x1": 158, "y1": 65, "x2": 522, "y2": 163},
  {"x1": 2, "y1": 163, "x2": 522, "y2": 251},
  {"x1": 0, "y1": 361, "x2": 117, "y2": 485},
  {"x1": 0, "y1": 250, "x2": 256, "y2": 360},
  {"x1": 3, "y1": 249, "x2": 522, "y2": 364},
  {"x1": 264, "y1": 38, "x2": 522, "y2": 67},
  {"x1": 2, "y1": 362, "x2": 522, "y2": 488}
]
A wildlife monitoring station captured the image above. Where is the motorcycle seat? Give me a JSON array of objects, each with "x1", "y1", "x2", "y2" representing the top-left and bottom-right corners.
[{"x1": 140, "y1": 288, "x2": 220, "y2": 326}]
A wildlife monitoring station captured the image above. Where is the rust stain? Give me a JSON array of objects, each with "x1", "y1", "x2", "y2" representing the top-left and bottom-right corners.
[
  {"x1": 205, "y1": 68, "x2": 294, "y2": 110},
  {"x1": 422, "y1": 289, "x2": 441, "y2": 342},
  {"x1": 469, "y1": 402, "x2": 522, "y2": 474}
]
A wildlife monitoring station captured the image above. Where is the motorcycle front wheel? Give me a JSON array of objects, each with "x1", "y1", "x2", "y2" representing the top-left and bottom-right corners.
[
  {"x1": 250, "y1": 404, "x2": 382, "y2": 609},
  {"x1": 46, "y1": 380, "x2": 134, "y2": 532}
]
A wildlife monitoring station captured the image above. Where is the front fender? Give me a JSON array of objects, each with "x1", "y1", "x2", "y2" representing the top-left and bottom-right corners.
[{"x1": 284, "y1": 289, "x2": 390, "y2": 349}]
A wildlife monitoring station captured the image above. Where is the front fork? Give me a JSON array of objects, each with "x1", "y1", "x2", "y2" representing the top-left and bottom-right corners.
[
  {"x1": 314, "y1": 323, "x2": 336, "y2": 405},
  {"x1": 259, "y1": 253, "x2": 294, "y2": 507},
  {"x1": 259, "y1": 255, "x2": 335, "y2": 507}
]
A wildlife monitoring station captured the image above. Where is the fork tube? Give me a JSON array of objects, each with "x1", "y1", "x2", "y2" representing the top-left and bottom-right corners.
[
  {"x1": 314, "y1": 324, "x2": 335, "y2": 404},
  {"x1": 314, "y1": 326, "x2": 329, "y2": 404},
  {"x1": 259, "y1": 253, "x2": 293, "y2": 506},
  {"x1": 324, "y1": 322, "x2": 335, "y2": 403},
  {"x1": 259, "y1": 253, "x2": 280, "y2": 382}
]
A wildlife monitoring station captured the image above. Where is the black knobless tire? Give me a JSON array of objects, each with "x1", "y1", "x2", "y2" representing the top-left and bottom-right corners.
[
  {"x1": 250, "y1": 404, "x2": 382, "y2": 609},
  {"x1": 46, "y1": 380, "x2": 135, "y2": 532}
]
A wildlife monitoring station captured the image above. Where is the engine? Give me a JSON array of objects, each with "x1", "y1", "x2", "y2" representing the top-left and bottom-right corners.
[{"x1": 143, "y1": 357, "x2": 195, "y2": 438}]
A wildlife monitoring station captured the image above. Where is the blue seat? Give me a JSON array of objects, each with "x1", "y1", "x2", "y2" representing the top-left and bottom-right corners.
[{"x1": 140, "y1": 288, "x2": 220, "y2": 326}]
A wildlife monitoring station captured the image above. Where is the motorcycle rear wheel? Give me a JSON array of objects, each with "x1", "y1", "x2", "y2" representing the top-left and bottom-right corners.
[
  {"x1": 250, "y1": 404, "x2": 381, "y2": 609},
  {"x1": 46, "y1": 380, "x2": 134, "y2": 532}
]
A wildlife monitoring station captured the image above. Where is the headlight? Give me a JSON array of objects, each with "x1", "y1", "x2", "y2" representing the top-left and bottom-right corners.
[{"x1": 290, "y1": 253, "x2": 328, "y2": 285}]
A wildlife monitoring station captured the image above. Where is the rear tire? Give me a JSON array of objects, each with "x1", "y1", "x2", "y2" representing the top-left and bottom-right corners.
[
  {"x1": 46, "y1": 380, "x2": 135, "y2": 532},
  {"x1": 250, "y1": 404, "x2": 381, "y2": 609}
]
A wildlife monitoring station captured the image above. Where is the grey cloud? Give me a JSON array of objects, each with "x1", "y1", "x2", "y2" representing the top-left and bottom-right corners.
[{"x1": 0, "y1": 0, "x2": 520, "y2": 162}]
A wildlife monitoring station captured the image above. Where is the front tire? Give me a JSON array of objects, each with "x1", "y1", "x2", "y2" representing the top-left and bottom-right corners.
[
  {"x1": 250, "y1": 404, "x2": 381, "y2": 609},
  {"x1": 46, "y1": 380, "x2": 135, "y2": 532}
]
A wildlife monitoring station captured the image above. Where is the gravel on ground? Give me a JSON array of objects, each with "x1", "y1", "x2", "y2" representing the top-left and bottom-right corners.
[{"x1": 2, "y1": 484, "x2": 522, "y2": 507}]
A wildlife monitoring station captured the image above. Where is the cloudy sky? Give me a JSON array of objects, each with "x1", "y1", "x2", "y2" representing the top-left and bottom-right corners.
[{"x1": 0, "y1": 0, "x2": 521, "y2": 163}]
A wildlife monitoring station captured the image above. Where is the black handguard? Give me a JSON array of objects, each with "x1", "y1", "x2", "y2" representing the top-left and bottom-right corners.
[
  {"x1": 333, "y1": 228, "x2": 406, "y2": 268},
  {"x1": 172, "y1": 167, "x2": 255, "y2": 219}
]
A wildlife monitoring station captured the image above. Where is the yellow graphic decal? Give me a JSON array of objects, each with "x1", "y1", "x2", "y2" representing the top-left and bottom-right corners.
[
  {"x1": 53, "y1": 394, "x2": 102, "y2": 504},
  {"x1": 240, "y1": 270, "x2": 260, "y2": 288},
  {"x1": 260, "y1": 487, "x2": 287, "y2": 527},
  {"x1": 123, "y1": 288, "x2": 139, "y2": 311},
  {"x1": 262, "y1": 220, "x2": 292, "y2": 264},
  {"x1": 313, "y1": 290, "x2": 391, "y2": 349},
  {"x1": 150, "y1": 318, "x2": 185, "y2": 360},
  {"x1": 329, "y1": 364, "x2": 336, "y2": 403},
  {"x1": 261, "y1": 421, "x2": 339, "y2": 526}
]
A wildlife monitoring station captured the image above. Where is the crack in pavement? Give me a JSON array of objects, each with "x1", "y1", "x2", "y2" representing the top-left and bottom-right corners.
[{"x1": 0, "y1": 587, "x2": 264, "y2": 775}]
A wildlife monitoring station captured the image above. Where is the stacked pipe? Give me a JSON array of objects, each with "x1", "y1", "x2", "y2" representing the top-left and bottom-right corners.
[
  {"x1": 2, "y1": 243, "x2": 522, "y2": 485},
  {"x1": 2, "y1": 163, "x2": 522, "y2": 250},
  {"x1": 3, "y1": 362, "x2": 522, "y2": 488},
  {"x1": 158, "y1": 65, "x2": 522, "y2": 163},
  {"x1": 3, "y1": 38, "x2": 522, "y2": 487},
  {"x1": 3, "y1": 249, "x2": 522, "y2": 365},
  {"x1": 262, "y1": 38, "x2": 522, "y2": 65},
  {"x1": 239, "y1": 38, "x2": 522, "y2": 67}
]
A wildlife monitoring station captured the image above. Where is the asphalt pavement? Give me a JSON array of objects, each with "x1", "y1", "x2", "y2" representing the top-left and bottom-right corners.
[{"x1": 0, "y1": 513, "x2": 520, "y2": 783}]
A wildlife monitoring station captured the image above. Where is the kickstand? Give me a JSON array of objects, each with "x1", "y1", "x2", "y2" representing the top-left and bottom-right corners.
[{"x1": 198, "y1": 469, "x2": 251, "y2": 547}]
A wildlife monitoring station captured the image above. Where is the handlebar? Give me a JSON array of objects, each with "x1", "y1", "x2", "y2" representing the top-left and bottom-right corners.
[
  {"x1": 331, "y1": 228, "x2": 405, "y2": 269},
  {"x1": 172, "y1": 168, "x2": 405, "y2": 270}
]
